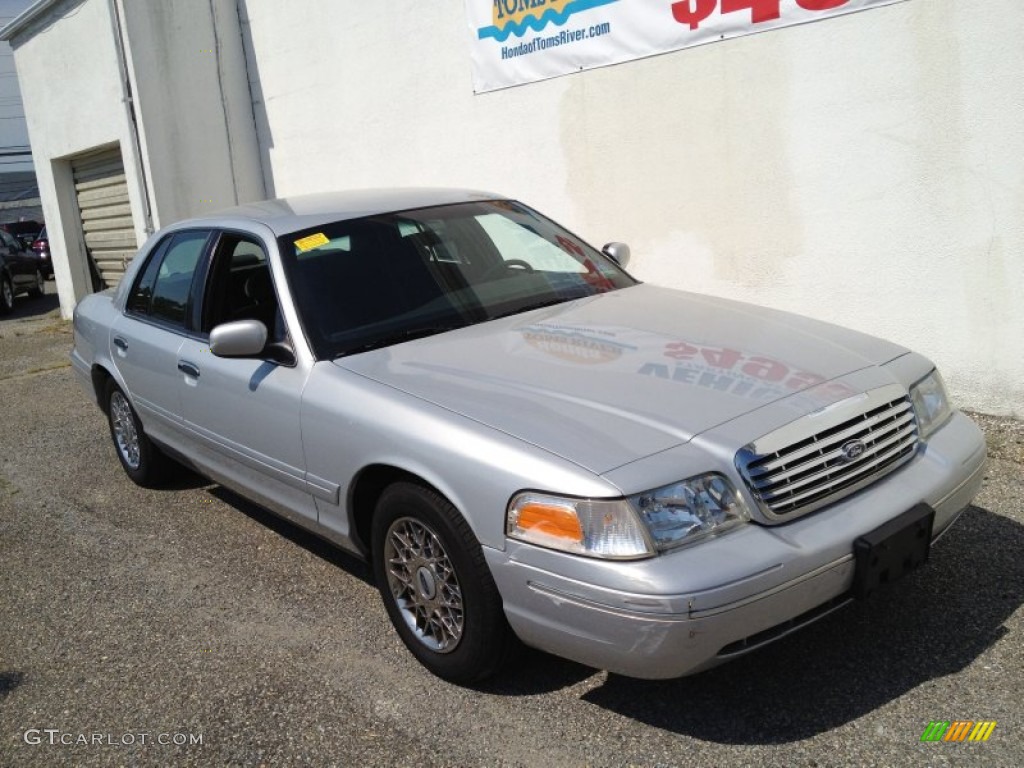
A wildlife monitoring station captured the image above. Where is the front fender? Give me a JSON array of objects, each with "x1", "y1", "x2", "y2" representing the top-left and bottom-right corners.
[{"x1": 301, "y1": 362, "x2": 618, "y2": 551}]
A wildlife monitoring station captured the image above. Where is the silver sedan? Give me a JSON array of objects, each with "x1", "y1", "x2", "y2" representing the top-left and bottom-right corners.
[{"x1": 71, "y1": 189, "x2": 986, "y2": 683}]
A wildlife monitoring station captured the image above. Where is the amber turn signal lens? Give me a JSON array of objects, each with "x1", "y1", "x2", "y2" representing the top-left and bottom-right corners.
[{"x1": 515, "y1": 502, "x2": 584, "y2": 542}]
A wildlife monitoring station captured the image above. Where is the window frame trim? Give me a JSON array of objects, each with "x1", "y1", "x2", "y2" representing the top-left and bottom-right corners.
[
  {"x1": 123, "y1": 228, "x2": 216, "y2": 338},
  {"x1": 194, "y1": 228, "x2": 278, "y2": 340}
]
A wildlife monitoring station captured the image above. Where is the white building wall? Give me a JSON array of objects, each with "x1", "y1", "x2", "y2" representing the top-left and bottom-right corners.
[
  {"x1": 7, "y1": 0, "x2": 264, "y2": 315},
  {"x1": 242, "y1": 0, "x2": 1023, "y2": 416},
  {"x1": 8, "y1": 0, "x2": 148, "y2": 313}
]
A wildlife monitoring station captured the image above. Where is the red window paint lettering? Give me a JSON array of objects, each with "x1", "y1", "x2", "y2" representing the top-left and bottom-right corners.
[{"x1": 556, "y1": 235, "x2": 585, "y2": 258}]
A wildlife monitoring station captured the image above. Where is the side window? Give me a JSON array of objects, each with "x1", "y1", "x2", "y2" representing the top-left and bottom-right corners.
[
  {"x1": 126, "y1": 231, "x2": 209, "y2": 328},
  {"x1": 126, "y1": 240, "x2": 166, "y2": 314},
  {"x1": 0, "y1": 230, "x2": 18, "y2": 250},
  {"x1": 202, "y1": 233, "x2": 284, "y2": 342},
  {"x1": 150, "y1": 232, "x2": 208, "y2": 326}
]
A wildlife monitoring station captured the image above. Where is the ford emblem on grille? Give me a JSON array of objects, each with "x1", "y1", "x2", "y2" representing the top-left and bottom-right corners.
[{"x1": 840, "y1": 439, "x2": 867, "y2": 462}]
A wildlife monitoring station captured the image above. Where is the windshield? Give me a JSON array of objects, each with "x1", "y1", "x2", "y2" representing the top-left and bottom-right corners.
[{"x1": 278, "y1": 200, "x2": 637, "y2": 359}]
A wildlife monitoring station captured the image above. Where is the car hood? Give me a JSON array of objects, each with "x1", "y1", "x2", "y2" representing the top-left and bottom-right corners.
[{"x1": 335, "y1": 284, "x2": 907, "y2": 474}]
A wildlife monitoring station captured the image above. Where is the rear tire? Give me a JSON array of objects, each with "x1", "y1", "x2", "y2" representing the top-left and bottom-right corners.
[
  {"x1": 27, "y1": 270, "x2": 44, "y2": 298},
  {"x1": 105, "y1": 380, "x2": 175, "y2": 487},
  {"x1": 0, "y1": 275, "x2": 13, "y2": 315},
  {"x1": 371, "y1": 482, "x2": 514, "y2": 684}
]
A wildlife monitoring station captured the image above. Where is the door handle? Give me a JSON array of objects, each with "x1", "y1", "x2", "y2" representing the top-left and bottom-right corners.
[
  {"x1": 113, "y1": 336, "x2": 128, "y2": 352},
  {"x1": 177, "y1": 360, "x2": 200, "y2": 378}
]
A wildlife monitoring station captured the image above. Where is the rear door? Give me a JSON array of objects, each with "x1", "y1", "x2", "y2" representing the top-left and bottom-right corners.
[{"x1": 110, "y1": 229, "x2": 213, "y2": 453}]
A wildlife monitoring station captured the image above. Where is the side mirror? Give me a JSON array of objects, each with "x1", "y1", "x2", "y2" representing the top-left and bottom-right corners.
[
  {"x1": 602, "y1": 242, "x2": 631, "y2": 269},
  {"x1": 210, "y1": 319, "x2": 268, "y2": 358}
]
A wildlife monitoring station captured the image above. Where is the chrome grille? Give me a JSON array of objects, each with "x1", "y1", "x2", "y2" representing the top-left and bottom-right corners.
[{"x1": 736, "y1": 391, "x2": 919, "y2": 520}]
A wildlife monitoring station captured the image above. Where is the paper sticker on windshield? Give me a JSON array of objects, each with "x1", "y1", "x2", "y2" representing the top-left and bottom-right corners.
[{"x1": 294, "y1": 232, "x2": 329, "y2": 252}]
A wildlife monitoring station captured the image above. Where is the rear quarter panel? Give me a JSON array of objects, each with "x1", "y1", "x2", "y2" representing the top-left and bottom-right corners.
[{"x1": 71, "y1": 291, "x2": 123, "y2": 406}]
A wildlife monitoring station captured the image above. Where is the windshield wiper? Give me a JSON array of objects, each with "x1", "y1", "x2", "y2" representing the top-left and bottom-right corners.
[
  {"x1": 336, "y1": 325, "x2": 463, "y2": 357},
  {"x1": 488, "y1": 297, "x2": 574, "y2": 321}
]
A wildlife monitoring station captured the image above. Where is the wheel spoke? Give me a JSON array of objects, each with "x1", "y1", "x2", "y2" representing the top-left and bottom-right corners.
[{"x1": 383, "y1": 516, "x2": 465, "y2": 653}]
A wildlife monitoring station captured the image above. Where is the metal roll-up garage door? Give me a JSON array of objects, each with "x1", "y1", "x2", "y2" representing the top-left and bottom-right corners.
[{"x1": 71, "y1": 147, "x2": 138, "y2": 289}]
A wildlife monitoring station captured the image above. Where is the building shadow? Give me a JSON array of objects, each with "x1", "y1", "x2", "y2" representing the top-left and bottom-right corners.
[
  {"x1": 205, "y1": 483, "x2": 372, "y2": 587},
  {"x1": 5, "y1": 291, "x2": 59, "y2": 320},
  {"x1": 236, "y1": 0, "x2": 276, "y2": 199},
  {"x1": 578, "y1": 505, "x2": 1021, "y2": 743}
]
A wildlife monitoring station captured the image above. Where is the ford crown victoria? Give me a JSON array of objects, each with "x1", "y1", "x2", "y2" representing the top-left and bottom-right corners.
[{"x1": 70, "y1": 189, "x2": 987, "y2": 683}]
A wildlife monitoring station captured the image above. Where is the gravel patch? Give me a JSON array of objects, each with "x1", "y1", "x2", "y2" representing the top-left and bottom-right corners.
[{"x1": 967, "y1": 410, "x2": 1024, "y2": 466}]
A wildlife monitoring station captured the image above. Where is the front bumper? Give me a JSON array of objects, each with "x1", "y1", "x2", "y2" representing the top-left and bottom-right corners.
[{"x1": 486, "y1": 411, "x2": 986, "y2": 679}]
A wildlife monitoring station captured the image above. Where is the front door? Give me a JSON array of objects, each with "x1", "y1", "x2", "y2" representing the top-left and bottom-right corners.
[{"x1": 177, "y1": 232, "x2": 318, "y2": 524}]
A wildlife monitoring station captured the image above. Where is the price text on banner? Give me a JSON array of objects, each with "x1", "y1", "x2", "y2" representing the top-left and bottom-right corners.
[{"x1": 465, "y1": 0, "x2": 907, "y2": 93}]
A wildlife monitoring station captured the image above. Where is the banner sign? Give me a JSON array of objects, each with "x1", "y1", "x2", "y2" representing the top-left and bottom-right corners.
[{"x1": 465, "y1": 0, "x2": 907, "y2": 92}]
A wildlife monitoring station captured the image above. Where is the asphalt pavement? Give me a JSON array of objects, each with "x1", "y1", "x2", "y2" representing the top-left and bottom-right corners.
[{"x1": 1, "y1": 285, "x2": 1021, "y2": 767}]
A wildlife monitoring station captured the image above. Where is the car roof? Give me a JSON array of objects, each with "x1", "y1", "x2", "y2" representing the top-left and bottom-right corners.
[{"x1": 188, "y1": 188, "x2": 507, "y2": 236}]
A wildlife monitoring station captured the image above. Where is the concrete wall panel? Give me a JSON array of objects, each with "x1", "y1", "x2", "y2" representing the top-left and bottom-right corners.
[{"x1": 242, "y1": 0, "x2": 1023, "y2": 415}]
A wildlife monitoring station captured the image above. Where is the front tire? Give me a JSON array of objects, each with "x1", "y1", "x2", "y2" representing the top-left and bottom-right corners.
[
  {"x1": 105, "y1": 380, "x2": 174, "y2": 487},
  {"x1": 371, "y1": 482, "x2": 513, "y2": 684}
]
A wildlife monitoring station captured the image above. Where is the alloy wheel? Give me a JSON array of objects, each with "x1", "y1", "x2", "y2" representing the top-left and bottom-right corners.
[
  {"x1": 383, "y1": 516, "x2": 464, "y2": 653},
  {"x1": 109, "y1": 390, "x2": 141, "y2": 470}
]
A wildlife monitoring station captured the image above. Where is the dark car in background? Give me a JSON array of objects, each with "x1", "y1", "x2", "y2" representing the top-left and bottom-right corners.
[
  {"x1": 0, "y1": 219, "x2": 43, "y2": 247},
  {"x1": 30, "y1": 226, "x2": 52, "y2": 278},
  {"x1": 0, "y1": 228, "x2": 45, "y2": 313}
]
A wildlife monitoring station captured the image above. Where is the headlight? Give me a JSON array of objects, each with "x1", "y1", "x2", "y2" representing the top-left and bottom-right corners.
[
  {"x1": 910, "y1": 369, "x2": 952, "y2": 439},
  {"x1": 507, "y1": 473, "x2": 750, "y2": 559},
  {"x1": 631, "y1": 473, "x2": 750, "y2": 553},
  {"x1": 507, "y1": 493, "x2": 652, "y2": 559}
]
